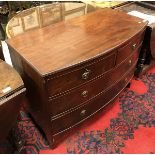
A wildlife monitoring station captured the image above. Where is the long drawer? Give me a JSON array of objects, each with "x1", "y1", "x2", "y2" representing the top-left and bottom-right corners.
[
  {"x1": 46, "y1": 52, "x2": 116, "y2": 97},
  {"x1": 49, "y1": 48, "x2": 140, "y2": 117},
  {"x1": 51, "y1": 66, "x2": 135, "y2": 135},
  {"x1": 116, "y1": 30, "x2": 144, "y2": 65}
]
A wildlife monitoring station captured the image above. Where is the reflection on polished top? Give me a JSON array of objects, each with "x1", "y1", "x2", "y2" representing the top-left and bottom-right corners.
[
  {"x1": 7, "y1": 8, "x2": 148, "y2": 75},
  {"x1": 83, "y1": 1, "x2": 127, "y2": 8},
  {"x1": 6, "y1": 2, "x2": 126, "y2": 38},
  {"x1": 0, "y1": 59, "x2": 24, "y2": 98}
]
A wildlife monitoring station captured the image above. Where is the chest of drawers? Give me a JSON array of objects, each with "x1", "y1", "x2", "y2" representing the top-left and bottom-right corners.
[{"x1": 7, "y1": 8, "x2": 147, "y2": 148}]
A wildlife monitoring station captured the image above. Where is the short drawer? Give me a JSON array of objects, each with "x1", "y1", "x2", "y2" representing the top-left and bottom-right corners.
[
  {"x1": 116, "y1": 31, "x2": 144, "y2": 65},
  {"x1": 46, "y1": 52, "x2": 116, "y2": 97},
  {"x1": 51, "y1": 67, "x2": 135, "y2": 135},
  {"x1": 49, "y1": 50, "x2": 139, "y2": 117}
]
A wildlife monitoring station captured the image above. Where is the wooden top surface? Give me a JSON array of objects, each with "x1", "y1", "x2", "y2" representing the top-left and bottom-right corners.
[
  {"x1": 7, "y1": 8, "x2": 148, "y2": 76},
  {"x1": 0, "y1": 60, "x2": 24, "y2": 98}
]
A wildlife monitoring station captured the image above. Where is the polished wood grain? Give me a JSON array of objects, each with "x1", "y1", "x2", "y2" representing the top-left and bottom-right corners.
[
  {"x1": 7, "y1": 8, "x2": 147, "y2": 75},
  {"x1": 52, "y1": 66, "x2": 135, "y2": 147},
  {"x1": 51, "y1": 66, "x2": 135, "y2": 135},
  {"x1": 0, "y1": 59, "x2": 26, "y2": 141},
  {"x1": 7, "y1": 8, "x2": 147, "y2": 148},
  {"x1": 49, "y1": 49, "x2": 140, "y2": 117},
  {"x1": 115, "y1": 2, "x2": 155, "y2": 77},
  {"x1": 116, "y1": 31, "x2": 144, "y2": 65},
  {"x1": 0, "y1": 59, "x2": 24, "y2": 98},
  {"x1": 47, "y1": 51, "x2": 116, "y2": 97},
  {"x1": 0, "y1": 89, "x2": 25, "y2": 141}
]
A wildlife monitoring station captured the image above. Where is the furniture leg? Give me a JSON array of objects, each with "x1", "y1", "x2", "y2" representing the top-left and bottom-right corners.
[{"x1": 135, "y1": 26, "x2": 152, "y2": 78}]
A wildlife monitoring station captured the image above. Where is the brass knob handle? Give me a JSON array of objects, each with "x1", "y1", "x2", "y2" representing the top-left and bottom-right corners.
[
  {"x1": 81, "y1": 90, "x2": 88, "y2": 97},
  {"x1": 129, "y1": 60, "x2": 132, "y2": 66},
  {"x1": 132, "y1": 43, "x2": 137, "y2": 50},
  {"x1": 82, "y1": 69, "x2": 91, "y2": 80},
  {"x1": 80, "y1": 109, "x2": 86, "y2": 116}
]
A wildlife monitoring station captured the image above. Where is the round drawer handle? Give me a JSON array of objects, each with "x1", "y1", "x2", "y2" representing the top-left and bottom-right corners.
[
  {"x1": 82, "y1": 69, "x2": 91, "y2": 80},
  {"x1": 132, "y1": 43, "x2": 137, "y2": 50},
  {"x1": 81, "y1": 90, "x2": 88, "y2": 97},
  {"x1": 80, "y1": 109, "x2": 86, "y2": 116},
  {"x1": 129, "y1": 60, "x2": 132, "y2": 66}
]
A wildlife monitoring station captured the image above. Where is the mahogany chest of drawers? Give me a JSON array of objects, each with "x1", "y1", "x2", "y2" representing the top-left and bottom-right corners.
[
  {"x1": 0, "y1": 59, "x2": 26, "y2": 141},
  {"x1": 7, "y1": 8, "x2": 148, "y2": 148}
]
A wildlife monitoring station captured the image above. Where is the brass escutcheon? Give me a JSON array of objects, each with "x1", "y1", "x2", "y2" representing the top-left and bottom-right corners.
[
  {"x1": 82, "y1": 69, "x2": 91, "y2": 80},
  {"x1": 81, "y1": 90, "x2": 88, "y2": 97},
  {"x1": 80, "y1": 109, "x2": 86, "y2": 116},
  {"x1": 132, "y1": 43, "x2": 137, "y2": 50}
]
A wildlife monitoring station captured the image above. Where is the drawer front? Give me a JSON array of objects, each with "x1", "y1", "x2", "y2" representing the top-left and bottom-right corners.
[
  {"x1": 49, "y1": 49, "x2": 139, "y2": 117},
  {"x1": 46, "y1": 52, "x2": 116, "y2": 97},
  {"x1": 116, "y1": 31, "x2": 144, "y2": 65},
  {"x1": 51, "y1": 67, "x2": 135, "y2": 135}
]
